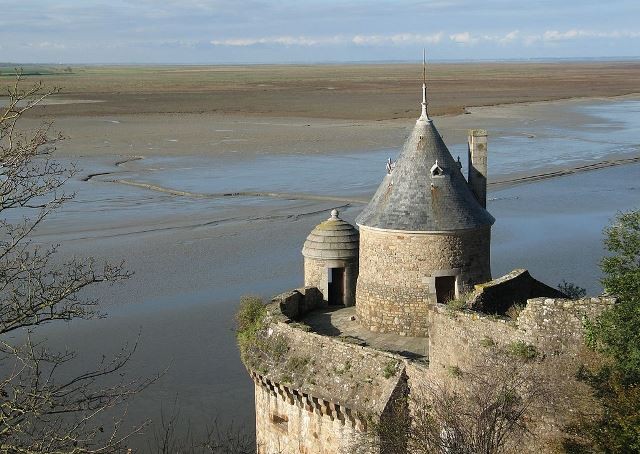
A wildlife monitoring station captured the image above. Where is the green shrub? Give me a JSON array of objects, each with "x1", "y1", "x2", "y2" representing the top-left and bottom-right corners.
[
  {"x1": 446, "y1": 291, "x2": 474, "y2": 313},
  {"x1": 236, "y1": 295, "x2": 266, "y2": 334},
  {"x1": 557, "y1": 280, "x2": 587, "y2": 299},
  {"x1": 236, "y1": 295, "x2": 289, "y2": 367},
  {"x1": 577, "y1": 210, "x2": 640, "y2": 451},
  {"x1": 446, "y1": 296, "x2": 468, "y2": 311}
]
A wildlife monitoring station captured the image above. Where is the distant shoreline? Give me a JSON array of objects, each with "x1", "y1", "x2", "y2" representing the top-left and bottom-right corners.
[{"x1": 3, "y1": 56, "x2": 640, "y2": 67}]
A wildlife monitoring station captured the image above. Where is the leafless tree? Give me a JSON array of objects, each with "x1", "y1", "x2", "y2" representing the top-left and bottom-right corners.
[
  {"x1": 146, "y1": 400, "x2": 256, "y2": 454},
  {"x1": 410, "y1": 350, "x2": 546, "y2": 453},
  {"x1": 364, "y1": 344, "x2": 550, "y2": 454},
  {"x1": 0, "y1": 71, "x2": 153, "y2": 452}
]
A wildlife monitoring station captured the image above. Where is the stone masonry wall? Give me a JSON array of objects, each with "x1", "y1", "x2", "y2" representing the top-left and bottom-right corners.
[
  {"x1": 304, "y1": 258, "x2": 359, "y2": 307},
  {"x1": 427, "y1": 296, "x2": 615, "y2": 451},
  {"x1": 518, "y1": 297, "x2": 615, "y2": 355},
  {"x1": 254, "y1": 377, "x2": 374, "y2": 454},
  {"x1": 304, "y1": 258, "x2": 325, "y2": 297},
  {"x1": 251, "y1": 293, "x2": 406, "y2": 454},
  {"x1": 356, "y1": 226, "x2": 491, "y2": 336},
  {"x1": 429, "y1": 296, "x2": 614, "y2": 372},
  {"x1": 272, "y1": 287, "x2": 324, "y2": 320}
]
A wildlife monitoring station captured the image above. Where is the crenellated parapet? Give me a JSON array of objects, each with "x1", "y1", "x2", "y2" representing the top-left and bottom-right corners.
[
  {"x1": 251, "y1": 371, "x2": 369, "y2": 429},
  {"x1": 245, "y1": 288, "x2": 407, "y2": 454}
]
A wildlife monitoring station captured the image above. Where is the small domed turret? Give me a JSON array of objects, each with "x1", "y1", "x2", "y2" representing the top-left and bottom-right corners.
[{"x1": 302, "y1": 210, "x2": 359, "y2": 306}]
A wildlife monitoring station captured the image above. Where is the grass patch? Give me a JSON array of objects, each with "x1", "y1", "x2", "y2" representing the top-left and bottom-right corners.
[
  {"x1": 446, "y1": 291, "x2": 474, "y2": 311},
  {"x1": 382, "y1": 360, "x2": 399, "y2": 379},
  {"x1": 508, "y1": 340, "x2": 538, "y2": 360},
  {"x1": 289, "y1": 322, "x2": 311, "y2": 332},
  {"x1": 334, "y1": 360, "x2": 353, "y2": 376},
  {"x1": 447, "y1": 365, "x2": 463, "y2": 378},
  {"x1": 505, "y1": 303, "x2": 525, "y2": 319},
  {"x1": 479, "y1": 336, "x2": 496, "y2": 348},
  {"x1": 287, "y1": 356, "x2": 310, "y2": 371}
]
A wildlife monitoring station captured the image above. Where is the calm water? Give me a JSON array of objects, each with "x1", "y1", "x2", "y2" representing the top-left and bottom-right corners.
[
  {"x1": 25, "y1": 98, "x2": 640, "y2": 448},
  {"x1": 83, "y1": 99, "x2": 640, "y2": 199}
]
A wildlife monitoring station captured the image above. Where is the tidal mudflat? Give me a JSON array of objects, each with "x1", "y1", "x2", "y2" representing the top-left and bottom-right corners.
[{"x1": 25, "y1": 95, "x2": 640, "y2": 448}]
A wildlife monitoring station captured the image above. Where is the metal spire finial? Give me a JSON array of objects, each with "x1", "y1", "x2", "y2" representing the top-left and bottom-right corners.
[
  {"x1": 423, "y1": 49, "x2": 426, "y2": 85},
  {"x1": 420, "y1": 49, "x2": 430, "y2": 121}
]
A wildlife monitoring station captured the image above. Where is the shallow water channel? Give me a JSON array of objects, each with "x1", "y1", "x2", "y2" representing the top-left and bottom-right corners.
[{"x1": 24, "y1": 98, "x2": 640, "y2": 448}]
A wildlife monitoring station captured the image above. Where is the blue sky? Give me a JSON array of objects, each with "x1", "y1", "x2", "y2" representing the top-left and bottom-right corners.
[{"x1": 2, "y1": 0, "x2": 640, "y2": 63}]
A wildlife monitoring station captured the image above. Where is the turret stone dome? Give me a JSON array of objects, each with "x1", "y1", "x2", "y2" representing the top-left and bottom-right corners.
[{"x1": 302, "y1": 210, "x2": 359, "y2": 260}]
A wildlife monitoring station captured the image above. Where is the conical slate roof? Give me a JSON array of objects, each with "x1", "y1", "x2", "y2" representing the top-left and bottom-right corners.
[
  {"x1": 356, "y1": 118, "x2": 495, "y2": 231},
  {"x1": 302, "y1": 210, "x2": 359, "y2": 260}
]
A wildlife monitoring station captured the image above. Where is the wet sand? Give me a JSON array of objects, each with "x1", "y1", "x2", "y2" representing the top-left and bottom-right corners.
[{"x1": 5, "y1": 66, "x2": 639, "y2": 448}]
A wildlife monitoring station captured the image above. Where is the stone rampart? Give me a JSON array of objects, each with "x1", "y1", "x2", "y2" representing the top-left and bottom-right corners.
[
  {"x1": 250, "y1": 292, "x2": 407, "y2": 454},
  {"x1": 429, "y1": 296, "x2": 614, "y2": 371},
  {"x1": 518, "y1": 296, "x2": 615, "y2": 355},
  {"x1": 254, "y1": 372, "x2": 375, "y2": 454},
  {"x1": 250, "y1": 285, "x2": 616, "y2": 453}
]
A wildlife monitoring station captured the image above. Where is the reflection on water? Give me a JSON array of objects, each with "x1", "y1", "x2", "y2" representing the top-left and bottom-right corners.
[{"x1": 83, "y1": 99, "x2": 640, "y2": 199}]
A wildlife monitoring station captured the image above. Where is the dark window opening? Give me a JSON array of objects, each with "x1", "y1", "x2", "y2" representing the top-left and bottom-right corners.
[
  {"x1": 435, "y1": 276, "x2": 456, "y2": 305},
  {"x1": 270, "y1": 413, "x2": 289, "y2": 432},
  {"x1": 328, "y1": 268, "x2": 345, "y2": 306}
]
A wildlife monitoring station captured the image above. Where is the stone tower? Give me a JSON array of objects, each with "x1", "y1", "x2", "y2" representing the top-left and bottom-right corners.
[
  {"x1": 302, "y1": 209, "x2": 359, "y2": 306},
  {"x1": 354, "y1": 68, "x2": 495, "y2": 336}
]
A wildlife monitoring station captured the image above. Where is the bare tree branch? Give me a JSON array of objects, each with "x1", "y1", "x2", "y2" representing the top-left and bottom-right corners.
[{"x1": 0, "y1": 70, "x2": 147, "y2": 453}]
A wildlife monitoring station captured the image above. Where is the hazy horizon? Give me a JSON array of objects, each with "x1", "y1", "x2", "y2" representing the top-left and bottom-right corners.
[
  {"x1": 2, "y1": 1, "x2": 639, "y2": 64},
  {"x1": 3, "y1": 56, "x2": 640, "y2": 67}
]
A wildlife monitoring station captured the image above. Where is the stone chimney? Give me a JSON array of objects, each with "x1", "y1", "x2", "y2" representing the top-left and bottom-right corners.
[{"x1": 467, "y1": 129, "x2": 488, "y2": 208}]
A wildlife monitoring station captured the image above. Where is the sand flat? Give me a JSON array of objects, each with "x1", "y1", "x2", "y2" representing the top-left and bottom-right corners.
[
  {"x1": 6, "y1": 61, "x2": 640, "y2": 121},
  {"x1": 3, "y1": 62, "x2": 637, "y2": 161}
]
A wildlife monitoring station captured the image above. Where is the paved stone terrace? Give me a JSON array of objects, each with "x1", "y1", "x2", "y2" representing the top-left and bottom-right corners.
[{"x1": 301, "y1": 306, "x2": 429, "y2": 361}]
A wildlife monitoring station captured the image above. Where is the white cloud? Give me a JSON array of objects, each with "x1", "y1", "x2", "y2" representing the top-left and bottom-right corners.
[
  {"x1": 209, "y1": 29, "x2": 640, "y2": 49},
  {"x1": 449, "y1": 32, "x2": 478, "y2": 45},
  {"x1": 211, "y1": 33, "x2": 445, "y2": 47},
  {"x1": 352, "y1": 32, "x2": 443, "y2": 45},
  {"x1": 542, "y1": 29, "x2": 584, "y2": 41},
  {"x1": 498, "y1": 30, "x2": 520, "y2": 44},
  {"x1": 210, "y1": 35, "x2": 345, "y2": 47},
  {"x1": 26, "y1": 41, "x2": 67, "y2": 49},
  {"x1": 524, "y1": 29, "x2": 640, "y2": 44}
]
